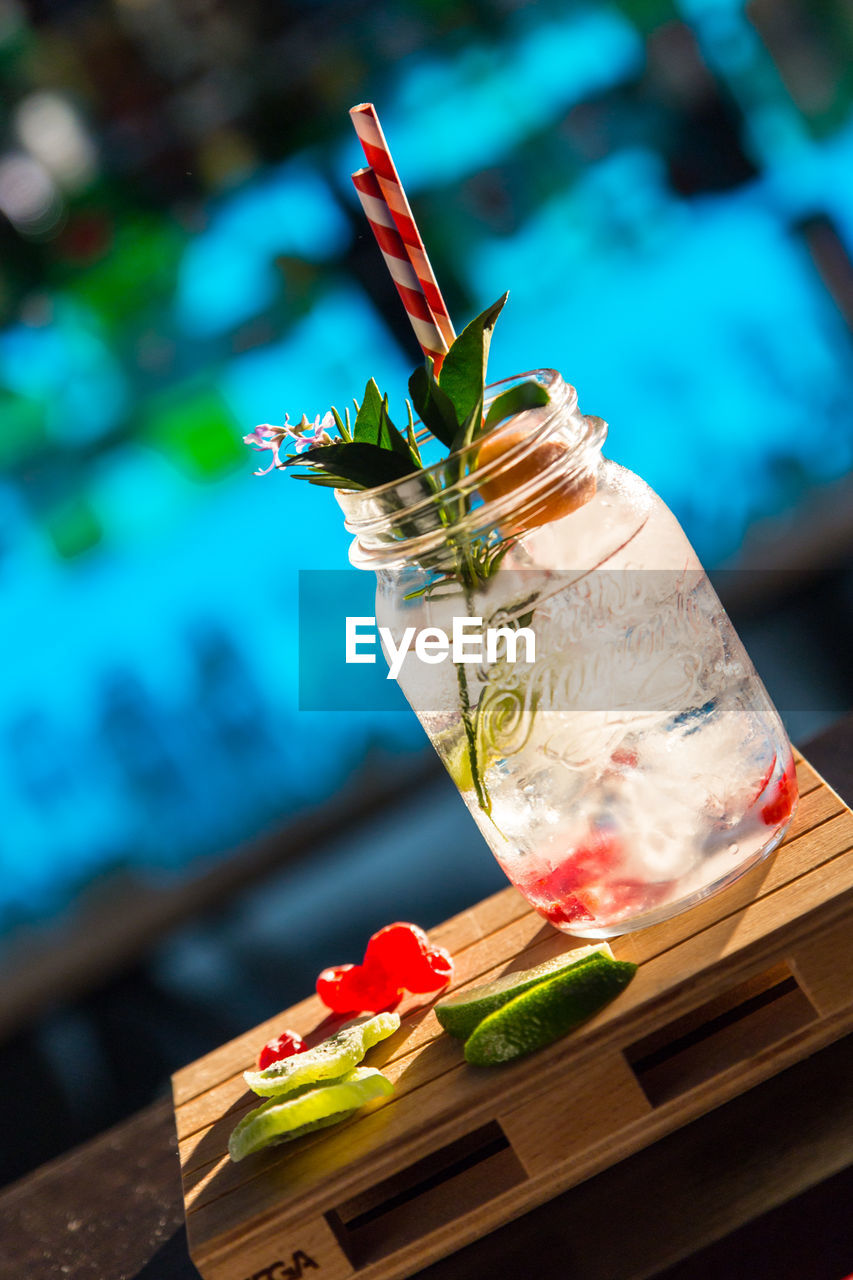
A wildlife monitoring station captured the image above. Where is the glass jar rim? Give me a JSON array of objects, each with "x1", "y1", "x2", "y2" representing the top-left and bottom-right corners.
[
  {"x1": 344, "y1": 369, "x2": 574, "y2": 502},
  {"x1": 337, "y1": 369, "x2": 604, "y2": 569}
]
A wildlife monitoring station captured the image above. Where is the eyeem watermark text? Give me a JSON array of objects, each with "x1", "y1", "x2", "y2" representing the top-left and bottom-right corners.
[{"x1": 346, "y1": 616, "x2": 536, "y2": 680}]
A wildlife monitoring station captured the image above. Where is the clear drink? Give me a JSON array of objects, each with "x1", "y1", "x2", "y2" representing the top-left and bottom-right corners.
[{"x1": 339, "y1": 371, "x2": 797, "y2": 937}]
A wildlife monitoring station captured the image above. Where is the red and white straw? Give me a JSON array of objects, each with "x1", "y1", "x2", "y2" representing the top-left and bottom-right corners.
[
  {"x1": 350, "y1": 103, "x2": 456, "y2": 352},
  {"x1": 351, "y1": 165, "x2": 448, "y2": 368}
]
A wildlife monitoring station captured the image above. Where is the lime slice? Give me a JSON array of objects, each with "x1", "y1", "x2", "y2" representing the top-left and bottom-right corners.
[
  {"x1": 463, "y1": 953, "x2": 637, "y2": 1066},
  {"x1": 440, "y1": 732, "x2": 474, "y2": 793},
  {"x1": 243, "y1": 1012, "x2": 400, "y2": 1098},
  {"x1": 228, "y1": 1066, "x2": 393, "y2": 1162},
  {"x1": 435, "y1": 944, "x2": 613, "y2": 1041}
]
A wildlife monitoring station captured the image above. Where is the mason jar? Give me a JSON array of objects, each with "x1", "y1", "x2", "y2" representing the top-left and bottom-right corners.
[{"x1": 336, "y1": 370, "x2": 797, "y2": 937}]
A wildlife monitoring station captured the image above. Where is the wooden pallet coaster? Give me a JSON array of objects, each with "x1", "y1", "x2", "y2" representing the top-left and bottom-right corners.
[{"x1": 173, "y1": 753, "x2": 853, "y2": 1280}]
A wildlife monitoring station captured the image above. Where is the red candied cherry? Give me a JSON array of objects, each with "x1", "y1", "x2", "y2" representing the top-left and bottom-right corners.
[
  {"x1": 316, "y1": 964, "x2": 360, "y2": 1014},
  {"x1": 365, "y1": 922, "x2": 454, "y2": 993},
  {"x1": 316, "y1": 961, "x2": 401, "y2": 1015},
  {"x1": 257, "y1": 1029, "x2": 307, "y2": 1070},
  {"x1": 365, "y1": 922, "x2": 430, "y2": 972},
  {"x1": 316, "y1": 922, "x2": 455, "y2": 1015},
  {"x1": 341, "y1": 955, "x2": 402, "y2": 1012},
  {"x1": 402, "y1": 944, "x2": 454, "y2": 992}
]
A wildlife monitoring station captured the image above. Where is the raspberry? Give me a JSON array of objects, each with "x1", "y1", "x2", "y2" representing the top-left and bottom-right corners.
[{"x1": 520, "y1": 830, "x2": 624, "y2": 925}]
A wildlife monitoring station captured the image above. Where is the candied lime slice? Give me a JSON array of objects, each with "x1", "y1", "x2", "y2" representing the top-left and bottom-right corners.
[
  {"x1": 463, "y1": 953, "x2": 637, "y2": 1066},
  {"x1": 243, "y1": 1012, "x2": 400, "y2": 1098},
  {"x1": 228, "y1": 1067, "x2": 393, "y2": 1162},
  {"x1": 435, "y1": 944, "x2": 612, "y2": 1041}
]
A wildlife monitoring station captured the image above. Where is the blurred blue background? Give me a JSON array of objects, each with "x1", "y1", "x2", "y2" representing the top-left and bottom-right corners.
[{"x1": 1, "y1": 0, "x2": 853, "y2": 1184}]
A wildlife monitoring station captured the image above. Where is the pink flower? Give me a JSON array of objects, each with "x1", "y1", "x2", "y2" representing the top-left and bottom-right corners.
[
  {"x1": 243, "y1": 413, "x2": 336, "y2": 473},
  {"x1": 292, "y1": 412, "x2": 336, "y2": 453},
  {"x1": 242, "y1": 421, "x2": 292, "y2": 474}
]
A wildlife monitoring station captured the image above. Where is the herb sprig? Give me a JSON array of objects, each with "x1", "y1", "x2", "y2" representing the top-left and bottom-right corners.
[
  {"x1": 244, "y1": 294, "x2": 550, "y2": 817},
  {"x1": 260, "y1": 293, "x2": 548, "y2": 492}
]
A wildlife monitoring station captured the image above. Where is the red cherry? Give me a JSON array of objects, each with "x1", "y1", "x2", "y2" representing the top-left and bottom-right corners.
[
  {"x1": 403, "y1": 944, "x2": 454, "y2": 993},
  {"x1": 257, "y1": 1029, "x2": 307, "y2": 1070},
  {"x1": 365, "y1": 922, "x2": 430, "y2": 972},
  {"x1": 316, "y1": 923, "x2": 454, "y2": 1014},
  {"x1": 343, "y1": 956, "x2": 402, "y2": 1012},
  {"x1": 365, "y1": 922, "x2": 454, "y2": 992},
  {"x1": 316, "y1": 964, "x2": 361, "y2": 1014},
  {"x1": 316, "y1": 960, "x2": 402, "y2": 1014},
  {"x1": 425, "y1": 946, "x2": 454, "y2": 980}
]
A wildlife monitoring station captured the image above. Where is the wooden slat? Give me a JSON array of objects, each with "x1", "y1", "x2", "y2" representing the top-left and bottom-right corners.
[
  {"x1": 789, "y1": 914, "x2": 853, "y2": 1016},
  {"x1": 196, "y1": 1212, "x2": 352, "y2": 1280},
  {"x1": 499, "y1": 1051, "x2": 651, "y2": 1177}
]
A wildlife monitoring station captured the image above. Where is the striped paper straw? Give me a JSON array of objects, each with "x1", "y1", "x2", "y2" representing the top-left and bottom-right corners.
[
  {"x1": 350, "y1": 103, "x2": 456, "y2": 349},
  {"x1": 352, "y1": 165, "x2": 447, "y2": 367}
]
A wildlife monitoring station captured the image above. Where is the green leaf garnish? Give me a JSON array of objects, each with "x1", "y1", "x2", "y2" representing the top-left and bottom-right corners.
[
  {"x1": 408, "y1": 360, "x2": 459, "y2": 449},
  {"x1": 438, "y1": 293, "x2": 508, "y2": 446},
  {"x1": 353, "y1": 379, "x2": 412, "y2": 459},
  {"x1": 283, "y1": 442, "x2": 416, "y2": 489}
]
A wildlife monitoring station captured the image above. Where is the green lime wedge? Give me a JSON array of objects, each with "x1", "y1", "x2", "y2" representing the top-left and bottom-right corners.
[
  {"x1": 463, "y1": 953, "x2": 637, "y2": 1066},
  {"x1": 434, "y1": 944, "x2": 613, "y2": 1041},
  {"x1": 243, "y1": 1012, "x2": 400, "y2": 1098},
  {"x1": 228, "y1": 1066, "x2": 393, "y2": 1162}
]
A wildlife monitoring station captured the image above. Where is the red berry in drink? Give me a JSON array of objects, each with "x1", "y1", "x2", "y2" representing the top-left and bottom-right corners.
[
  {"x1": 535, "y1": 892, "x2": 596, "y2": 926},
  {"x1": 761, "y1": 757, "x2": 798, "y2": 825},
  {"x1": 257, "y1": 1030, "x2": 307, "y2": 1070},
  {"x1": 520, "y1": 829, "x2": 623, "y2": 925}
]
